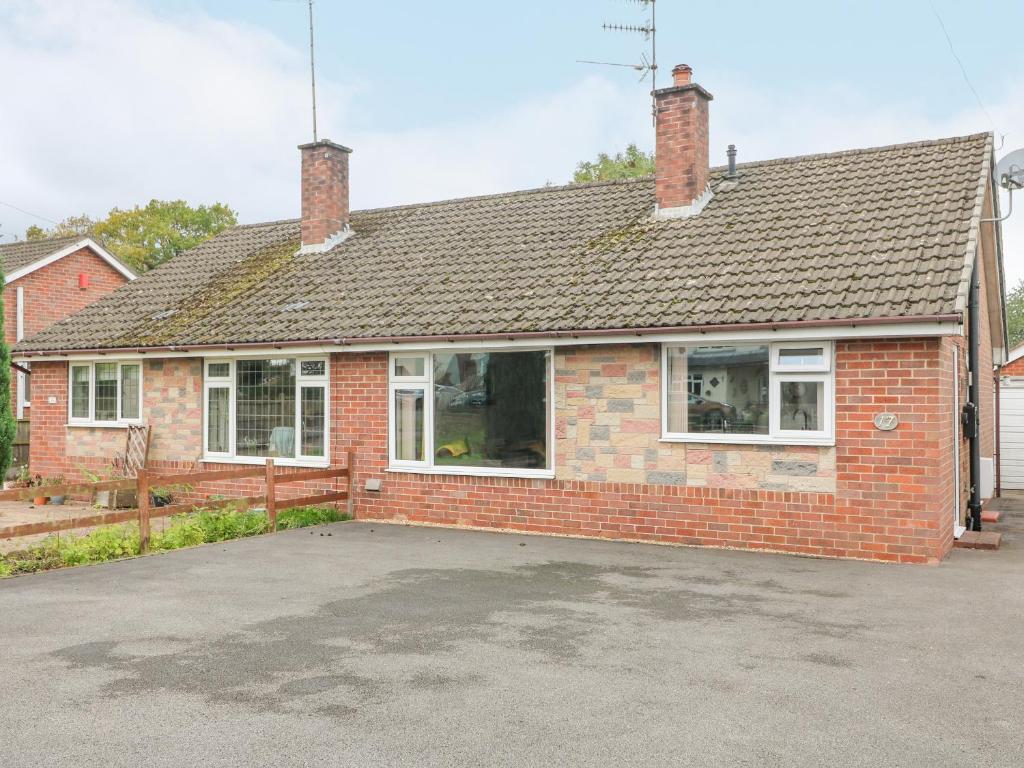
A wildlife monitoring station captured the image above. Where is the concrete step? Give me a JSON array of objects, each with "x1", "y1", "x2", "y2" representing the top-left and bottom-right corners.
[{"x1": 954, "y1": 531, "x2": 1002, "y2": 550}]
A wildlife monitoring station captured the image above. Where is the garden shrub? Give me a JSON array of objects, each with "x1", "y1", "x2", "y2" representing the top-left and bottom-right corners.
[{"x1": 59, "y1": 525, "x2": 140, "y2": 566}]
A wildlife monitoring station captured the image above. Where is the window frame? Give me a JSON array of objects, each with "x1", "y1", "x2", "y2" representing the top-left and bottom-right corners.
[
  {"x1": 67, "y1": 361, "x2": 144, "y2": 427},
  {"x1": 387, "y1": 349, "x2": 556, "y2": 479},
  {"x1": 660, "y1": 341, "x2": 835, "y2": 446},
  {"x1": 201, "y1": 356, "x2": 330, "y2": 466}
]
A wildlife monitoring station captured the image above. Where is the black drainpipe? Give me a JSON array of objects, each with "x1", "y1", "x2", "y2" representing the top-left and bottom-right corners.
[{"x1": 967, "y1": 257, "x2": 983, "y2": 531}]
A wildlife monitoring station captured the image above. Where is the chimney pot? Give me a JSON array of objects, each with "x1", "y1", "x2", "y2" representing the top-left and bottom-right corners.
[
  {"x1": 298, "y1": 139, "x2": 353, "y2": 253},
  {"x1": 727, "y1": 144, "x2": 738, "y2": 178},
  {"x1": 672, "y1": 64, "x2": 692, "y2": 86}
]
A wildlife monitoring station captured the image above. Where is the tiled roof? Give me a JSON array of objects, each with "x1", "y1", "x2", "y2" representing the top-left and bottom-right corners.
[
  {"x1": 15, "y1": 133, "x2": 990, "y2": 353},
  {"x1": 0, "y1": 236, "x2": 87, "y2": 275}
]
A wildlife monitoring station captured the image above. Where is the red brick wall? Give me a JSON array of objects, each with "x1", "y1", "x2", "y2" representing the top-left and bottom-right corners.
[
  {"x1": 28, "y1": 340, "x2": 962, "y2": 563},
  {"x1": 6, "y1": 246, "x2": 129, "y2": 416}
]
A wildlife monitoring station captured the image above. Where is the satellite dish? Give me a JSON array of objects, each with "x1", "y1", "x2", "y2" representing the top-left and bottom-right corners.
[{"x1": 995, "y1": 149, "x2": 1024, "y2": 190}]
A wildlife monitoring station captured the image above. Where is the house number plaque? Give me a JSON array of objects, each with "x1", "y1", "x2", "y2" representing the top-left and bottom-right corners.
[{"x1": 873, "y1": 413, "x2": 899, "y2": 431}]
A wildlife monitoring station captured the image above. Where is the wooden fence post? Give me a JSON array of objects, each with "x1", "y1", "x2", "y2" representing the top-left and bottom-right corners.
[
  {"x1": 266, "y1": 459, "x2": 277, "y2": 531},
  {"x1": 137, "y1": 469, "x2": 150, "y2": 554},
  {"x1": 346, "y1": 448, "x2": 356, "y2": 519}
]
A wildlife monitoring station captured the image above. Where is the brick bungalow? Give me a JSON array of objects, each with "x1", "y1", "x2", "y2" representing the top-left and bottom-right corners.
[
  {"x1": 13, "y1": 65, "x2": 1008, "y2": 563},
  {"x1": 0, "y1": 236, "x2": 136, "y2": 422}
]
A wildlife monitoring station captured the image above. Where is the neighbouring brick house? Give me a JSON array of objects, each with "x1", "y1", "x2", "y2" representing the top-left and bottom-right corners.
[
  {"x1": 0, "y1": 236, "x2": 135, "y2": 423},
  {"x1": 13, "y1": 65, "x2": 1008, "y2": 563}
]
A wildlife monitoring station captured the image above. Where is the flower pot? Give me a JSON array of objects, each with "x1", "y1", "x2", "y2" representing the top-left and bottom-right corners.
[
  {"x1": 50, "y1": 495, "x2": 66, "y2": 505},
  {"x1": 32, "y1": 496, "x2": 49, "y2": 506}
]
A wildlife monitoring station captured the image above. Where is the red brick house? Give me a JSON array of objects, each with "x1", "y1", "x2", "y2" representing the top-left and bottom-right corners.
[
  {"x1": 1, "y1": 236, "x2": 136, "y2": 422},
  {"x1": 13, "y1": 65, "x2": 1007, "y2": 563}
]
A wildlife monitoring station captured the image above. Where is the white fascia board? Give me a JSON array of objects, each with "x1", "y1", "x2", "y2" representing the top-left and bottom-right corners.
[
  {"x1": 1007, "y1": 342, "x2": 1024, "y2": 364},
  {"x1": 5, "y1": 238, "x2": 137, "y2": 283},
  {"x1": 13, "y1": 320, "x2": 962, "y2": 362}
]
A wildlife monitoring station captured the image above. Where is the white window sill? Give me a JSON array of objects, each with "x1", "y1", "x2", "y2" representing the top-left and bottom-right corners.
[
  {"x1": 660, "y1": 434, "x2": 834, "y2": 448},
  {"x1": 387, "y1": 465, "x2": 555, "y2": 480},
  {"x1": 67, "y1": 421, "x2": 140, "y2": 429},
  {"x1": 201, "y1": 455, "x2": 330, "y2": 468}
]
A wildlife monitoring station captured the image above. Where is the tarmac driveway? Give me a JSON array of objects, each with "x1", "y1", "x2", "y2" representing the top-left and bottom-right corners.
[{"x1": 1, "y1": 516, "x2": 1022, "y2": 767}]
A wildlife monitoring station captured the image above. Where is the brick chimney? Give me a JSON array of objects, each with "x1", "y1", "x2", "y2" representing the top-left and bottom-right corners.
[
  {"x1": 653, "y1": 64, "x2": 713, "y2": 219},
  {"x1": 298, "y1": 139, "x2": 353, "y2": 253}
]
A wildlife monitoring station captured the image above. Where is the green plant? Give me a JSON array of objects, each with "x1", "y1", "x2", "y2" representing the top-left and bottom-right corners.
[
  {"x1": 44, "y1": 475, "x2": 66, "y2": 488},
  {"x1": 276, "y1": 505, "x2": 349, "y2": 529},
  {"x1": 0, "y1": 560, "x2": 11, "y2": 577},
  {"x1": 12, "y1": 465, "x2": 33, "y2": 488},
  {"x1": 59, "y1": 525, "x2": 140, "y2": 566}
]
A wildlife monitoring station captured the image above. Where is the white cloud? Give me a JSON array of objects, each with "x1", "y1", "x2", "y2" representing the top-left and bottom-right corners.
[{"x1": 0, "y1": 0, "x2": 1020, "y2": 287}]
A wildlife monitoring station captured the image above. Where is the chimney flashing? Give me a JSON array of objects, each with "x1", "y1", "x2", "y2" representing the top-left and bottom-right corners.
[
  {"x1": 296, "y1": 225, "x2": 352, "y2": 255},
  {"x1": 652, "y1": 184, "x2": 714, "y2": 221}
]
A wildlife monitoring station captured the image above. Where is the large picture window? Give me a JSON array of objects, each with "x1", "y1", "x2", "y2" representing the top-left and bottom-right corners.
[
  {"x1": 662, "y1": 342, "x2": 833, "y2": 444},
  {"x1": 202, "y1": 357, "x2": 328, "y2": 463},
  {"x1": 389, "y1": 350, "x2": 552, "y2": 476},
  {"x1": 68, "y1": 361, "x2": 143, "y2": 425}
]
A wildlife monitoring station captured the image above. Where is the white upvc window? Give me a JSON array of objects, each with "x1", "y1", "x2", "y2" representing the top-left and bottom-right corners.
[
  {"x1": 202, "y1": 356, "x2": 329, "y2": 465},
  {"x1": 661, "y1": 341, "x2": 834, "y2": 446},
  {"x1": 67, "y1": 361, "x2": 143, "y2": 426},
  {"x1": 388, "y1": 349, "x2": 554, "y2": 478}
]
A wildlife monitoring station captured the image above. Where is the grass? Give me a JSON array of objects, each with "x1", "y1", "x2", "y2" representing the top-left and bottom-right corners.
[{"x1": 0, "y1": 505, "x2": 350, "y2": 577}]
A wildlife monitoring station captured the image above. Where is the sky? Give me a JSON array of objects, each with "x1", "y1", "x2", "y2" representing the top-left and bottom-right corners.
[{"x1": 1, "y1": 0, "x2": 1022, "y2": 282}]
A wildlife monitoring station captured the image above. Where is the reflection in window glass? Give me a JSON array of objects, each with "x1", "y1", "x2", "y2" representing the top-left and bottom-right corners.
[
  {"x1": 236, "y1": 359, "x2": 296, "y2": 458},
  {"x1": 71, "y1": 365, "x2": 90, "y2": 419},
  {"x1": 301, "y1": 386, "x2": 326, "y2": 457},
  {"x1": 393, "y1": 389, "x2": 424, "y2": 462},
  {"x1": 300, "y1": 361, "x2": 326, "y2": 377},
  {"x1": 207, "y1": 387, "x2": 230, "y2": 453},
  {"x1": 778, "y1": 347, "x2": 825, "y2": 367},
  {"x1": 120, "y1": 365, "x2": 140, "y2": 420},
  {"x1": 667, "y1": 346, "x2": 769, "y2": 434},
  {"x1": 432, "y1": 351, "x2": 548, "y2": 469},
  {"x1": 779, "y1": 380, "x2": 823, "y2": 431},
  {"x1": 208, "y1": 362, "x2": 230, "y2": 378},
  {"x1": 394, "y1": 356, "x2": 425, "y2": 378},
  {"x1": 94, "y1": 363, "x2": 118, "y2": 421}
]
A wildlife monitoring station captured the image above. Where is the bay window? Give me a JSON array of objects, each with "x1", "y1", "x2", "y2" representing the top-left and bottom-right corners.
[
  {"x1": 203, "y1": 357, "x2": 328, "y2": 463},
  {"x1": 68, "y1": 361, "x2": 143, "y2": 425},
  {"x1": 389, "y1": 349, "x2": 552, "y2": 476},
  {"x1": 662, "y1": 341, "x2": 833, "y2": 444}
]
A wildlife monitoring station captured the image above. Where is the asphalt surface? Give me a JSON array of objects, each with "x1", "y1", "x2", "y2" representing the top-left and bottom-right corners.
[{"x1": 1, "y1": 512, "x2": 1022, "y2": 767}]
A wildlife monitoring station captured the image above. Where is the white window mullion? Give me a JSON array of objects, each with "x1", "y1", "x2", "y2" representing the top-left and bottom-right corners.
[
  {"x1": 115, "y1": 363, "x2": 123, "y2": 422},
  {"x1": 426, "y1": 353, "x2": 435, "y2": 467}
]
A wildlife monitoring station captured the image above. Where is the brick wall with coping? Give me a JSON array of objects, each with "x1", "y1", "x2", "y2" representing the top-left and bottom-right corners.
[
  {"x1": 5, "y1": 246, "x2": 129, "y2": 416},
  {"x1": 28, "y1": 339, "x2": 963, "y2": 563}
]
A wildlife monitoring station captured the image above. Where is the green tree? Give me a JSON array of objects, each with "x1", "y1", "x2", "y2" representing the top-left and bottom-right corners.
[
  {"x1": 24, "y1": 200, "x2": 237, "y2": 272},
  {"x1": 0, "y1": 268, "x2": 16, "y2": 481},
  {"x1": 25, "y1": 214, "x2": 95, "y2": 241},
  {"x1": 573, "y1": 144, "x2": 655, "y2": 183},
  {"x1": 1006, "y1": 278, "x2": 1024, "y2": 348}
]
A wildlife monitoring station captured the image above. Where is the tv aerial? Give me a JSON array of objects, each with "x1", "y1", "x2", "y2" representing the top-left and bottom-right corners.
[
  {"x1": 984, "y1": 148, "x2": 1024, "y2": 223},
  {"x1": 577, "y1": 0, "x2": 659, "y2": 125}
]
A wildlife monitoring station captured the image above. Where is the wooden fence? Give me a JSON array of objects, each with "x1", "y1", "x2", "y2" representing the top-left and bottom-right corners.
[
  {"x1": 0, "y1": 450, "x2": 355, "y2": 553},
  {"x1": 12, "y1": 419, "x2": 29, "y2": 469}
]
